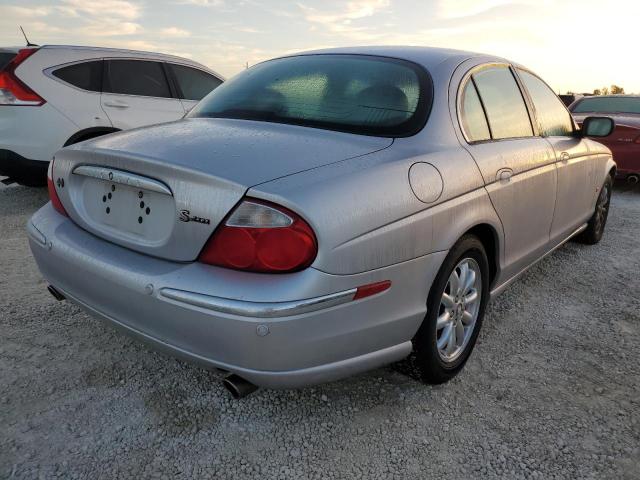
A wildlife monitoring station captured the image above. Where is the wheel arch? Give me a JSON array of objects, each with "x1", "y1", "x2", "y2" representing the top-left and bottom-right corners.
[
  {"x1": 460, "y1": 223, "x2": 501, "y2": 288},
  {"x1": 63, "y1": 127, "x2": 120, "y2": 147}
]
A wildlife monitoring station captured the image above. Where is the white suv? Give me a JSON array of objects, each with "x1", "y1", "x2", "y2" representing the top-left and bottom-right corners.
[{"x1": 0, "y1": 45, "x2": 223, "y2": 186}]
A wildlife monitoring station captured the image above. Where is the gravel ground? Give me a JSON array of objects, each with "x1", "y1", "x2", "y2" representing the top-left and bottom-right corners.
[{"x1": 1, "y1": 180, "x2": 639, "y2": 480}]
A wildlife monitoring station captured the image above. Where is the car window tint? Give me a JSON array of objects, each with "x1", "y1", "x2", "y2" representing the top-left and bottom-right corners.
[
  {"x1": 518, "y1": 69, "x2": 573, "y2": 136},
  {"x1": 170, "y1": 64, "x2": 222, "y2": 101},
  {"x1": 52, "y1": 61, "x2": 103, "y2": 92},
  {"x1": 188, "y1": 54, "x2": 432, "y2": 137},
  {"x1": 472, "y1": 66, "x2": 533, "y2": 139},
  {"x1": 571, "y1": 96, "x2": 640, "y2": 114},
  {"x1": 104, "y1": 60, "x2": 171, "y2": 98},
  {"x1": 460, "y1": 80, "x2": 490, "y2": 141}
]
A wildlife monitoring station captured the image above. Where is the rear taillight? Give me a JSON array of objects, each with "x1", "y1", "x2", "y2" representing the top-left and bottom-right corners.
[
  {"x1": 635, "y1": 134, "x2": 640, "y2": 144},
  {"x1": 47, "y1": 159, "x2": 68, "y2": 217},
  {"x1": 0, "y1": 49, "x2": 44, "y2": 106},
  {"x1": 198, "y1": 199, "x2": 317, "y2": 273}
]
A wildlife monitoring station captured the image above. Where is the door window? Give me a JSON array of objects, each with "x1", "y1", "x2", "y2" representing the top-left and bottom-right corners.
[
  {"x1": 52, "y1": 61, "x2": 103, "y2": 92},
  {"x1": 472, "y1": 66, "x2": 533, "y2": 140},
  {"x1": 460, "y1": 80, "x2": 491, "y2": 142},
  {"x1": 103, "y1": 60, "x2": 172, "y2": 98},
  {"x1": 169, "y1": 64, "x2": 222, "y2": 101},
  {"x1": 518, "y1": 69, "x2": 574, "y2": 136}
]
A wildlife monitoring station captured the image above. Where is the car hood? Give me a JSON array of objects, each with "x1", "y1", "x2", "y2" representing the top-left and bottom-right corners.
[{"x1": 78, "y1": 118, "x2": 393, "y2": 187}]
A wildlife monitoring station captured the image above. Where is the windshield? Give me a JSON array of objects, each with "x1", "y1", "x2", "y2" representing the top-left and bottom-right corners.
[
  {"x1": 571, "y1": 96, "x2": 640, "y2": 114},
  {"x1": 188, "y1": 54, "x2": 432, "y2": 137}
]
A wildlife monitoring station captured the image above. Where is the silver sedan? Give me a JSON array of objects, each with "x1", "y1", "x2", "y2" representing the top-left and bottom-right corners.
[{"x1": 29, "y1": 47, "x2": 616, "y2": 397}]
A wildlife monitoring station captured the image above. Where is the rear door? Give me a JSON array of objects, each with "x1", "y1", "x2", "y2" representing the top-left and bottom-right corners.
[
  {"x1": 101, "y1": 59, "x2": 185, "y2": 129},
  {"x1": 167, "y1": 63, "x2": 222, "y2": 113},
  {"x1": 458, "y1": 64, "x2": 557, "y2": 281},
  {"x1": 516, "y1": 68, "x2": 595, "y2": 243}
]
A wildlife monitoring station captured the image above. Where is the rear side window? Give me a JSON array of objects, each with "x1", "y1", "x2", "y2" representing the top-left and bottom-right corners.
[
  {"x1": 518, "y1": 69, "x2": 573, "y2": 136},
  {"x1": 473, "y1": 66, "x2": 533, "y2": 140},
  {"x1": 0, "y1": 52, "x2": 15, "y2": 71},
  {"x1": 170, "y1": 64, "x2": 222, "y2": 101},
  {"x1": 103, "y1": 60, "x2": 172, "y2": 98},
  {"x1": 52, "y1": 61, "x2": 103, "y2": 92},
  {"x1": 460, "y1": 80, "x2": 490, "y2": 142}
]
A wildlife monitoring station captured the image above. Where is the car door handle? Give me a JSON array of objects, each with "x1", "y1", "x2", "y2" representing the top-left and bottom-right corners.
[
  {"x1": 560, "y1": 152, "x2": 570, "y2": 163},
  {"x1": 103, "y1": 100, "x2": 129, "y2": 109},
  {"x1": 496, "y1": 168, "x2": 513, "y2": 182}
]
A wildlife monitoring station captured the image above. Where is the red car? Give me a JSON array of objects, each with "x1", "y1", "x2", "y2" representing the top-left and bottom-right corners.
[{"x1": 570, "y1": 95, "x2": 640, "y2": 183}]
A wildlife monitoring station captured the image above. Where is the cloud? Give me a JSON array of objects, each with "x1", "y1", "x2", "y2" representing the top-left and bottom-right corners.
[
  {"x1": 60, "y1": 0, "x2": 141, "y2": 21},
  {"x1": 176, "y1": 0, "x2": 224, "y2": 6},
  {"x1": 299, "y1": 0, "x2": 390, "y2": 24},
  {"x1": 160, "y1": 27, "x2": 191, "y2": 37}
]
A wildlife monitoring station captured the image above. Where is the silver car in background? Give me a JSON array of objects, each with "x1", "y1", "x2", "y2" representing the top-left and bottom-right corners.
[{"x1": 29, "y1": 47, "x2": 616, "y2": 397}]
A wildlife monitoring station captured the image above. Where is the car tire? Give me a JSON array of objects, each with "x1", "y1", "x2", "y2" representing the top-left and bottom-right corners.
[
  {"x1": 575, "y1": 175, "x2": 613, "y2": 245},
  {"x1": 414, "y1": 235, "x2": 490, "y2": 384}
]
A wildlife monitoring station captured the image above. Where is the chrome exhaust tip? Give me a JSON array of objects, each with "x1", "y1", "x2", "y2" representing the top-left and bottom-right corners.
[
  {"x1": 222, "y1": 374, "x2": 258, "y2": 399},
  {"x1": 47, "y1": 285, "x2": 66, "y2": 302}
]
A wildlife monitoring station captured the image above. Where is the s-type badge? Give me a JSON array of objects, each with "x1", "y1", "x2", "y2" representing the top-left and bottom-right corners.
[{"x1": 179, "y1": 209, "x2": 211, "y2": 225}]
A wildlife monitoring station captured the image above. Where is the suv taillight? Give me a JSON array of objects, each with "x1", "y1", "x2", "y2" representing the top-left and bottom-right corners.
[
  {"x1": 47, "y1": 159, "x2": 68, "y2": 217},
  {"x1": 0, "y1": 49, "x2": 45, "y2": 106},
  {"x1": 198, "y1": 199, "x2": 317, "y2": 273}
]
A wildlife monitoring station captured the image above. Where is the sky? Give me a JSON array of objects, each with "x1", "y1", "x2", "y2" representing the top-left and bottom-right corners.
[{"x1": 1, "y1": 0, "x2": 639, "y2": 94}]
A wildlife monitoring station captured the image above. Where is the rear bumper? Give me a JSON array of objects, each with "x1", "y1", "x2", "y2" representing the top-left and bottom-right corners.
[{"x1": 28, "y1": 203, "x2": 446, "y2": 388}]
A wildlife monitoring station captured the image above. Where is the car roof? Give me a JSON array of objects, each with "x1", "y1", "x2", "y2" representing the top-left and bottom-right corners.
[
  {"x1": 286, "y1": 45, "x2": 501, "y2": 69},
  {"x1": 33, "y1": 45, "x2": 222, "y2": 78},
  {"x1": 580, "y1": 94, "x2": 640, "y2": 99}
]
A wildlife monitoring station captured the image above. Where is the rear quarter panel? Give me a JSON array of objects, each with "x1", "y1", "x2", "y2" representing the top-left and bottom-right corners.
[{"x1": 250, "y1": 142, "x2": 502, "y2": 275}]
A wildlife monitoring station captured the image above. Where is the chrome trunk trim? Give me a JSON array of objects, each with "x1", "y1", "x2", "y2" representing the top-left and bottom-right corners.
[{"x1": 72, "y1": 165, "x2": 172, "y2": 196}]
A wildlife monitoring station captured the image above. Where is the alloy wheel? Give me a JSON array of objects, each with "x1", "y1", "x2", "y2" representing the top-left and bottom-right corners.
[{"x1": 436, "y1": 258, "x2": 482, "y2": 363}]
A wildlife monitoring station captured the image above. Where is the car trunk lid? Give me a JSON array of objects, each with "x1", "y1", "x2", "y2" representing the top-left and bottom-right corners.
[{"x1": 53, "y1": 118, "x2": 392, "y2": 261}]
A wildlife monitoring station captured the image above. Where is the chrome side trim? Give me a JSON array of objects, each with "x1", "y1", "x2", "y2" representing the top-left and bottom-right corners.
[
  {"x1": 490, "y1": 223, "x2": 588, "y2": 300},
  {"x1": 72, "y1": 166, "x2": 172, "y2": 196},
  {"x1": 158, "y1": 288, "x2": 358, "y2": 318}
]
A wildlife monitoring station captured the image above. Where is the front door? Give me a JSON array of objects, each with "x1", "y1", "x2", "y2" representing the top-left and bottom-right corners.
[{"x1": 515, "y1": 68, "x2": 596, "y2": 244}]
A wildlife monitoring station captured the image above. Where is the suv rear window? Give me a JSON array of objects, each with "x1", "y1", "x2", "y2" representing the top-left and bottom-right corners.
[
  {"x1": 0, "y1": 52, "x2": 16, "y2": 71},
  {"x1": 103, "y1": 60, "x2": 172, "y2": 98},
  {"x1": 52, "y1": 61, "x2": 103, "y2": 92},
  {"x1": 188, "y1": 54, "x2": 432, "y2": 137},
  {"x1": 169, "y1": 64, "x2": 222, "y2": 101},
  {"x1": 571, "y1": 96, "x2": 640, "y2": 114}
]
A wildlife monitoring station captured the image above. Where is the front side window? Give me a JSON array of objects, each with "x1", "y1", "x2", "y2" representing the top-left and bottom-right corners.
[
  {"x1": 571, "y1": 96, "x2": 640, "y2": 114},
  {"x1": 188, "y1": 54, "x2": 432, "y2": 137},
  {"x1": 518, "y1": 69, "x2": 573, "y2": 136},
  {"x1": 170, "y1": 64, "x2": 222, "y2": 101},
  {"x1": 52, "y1": 61, "x2": 103, "y2": 92},
  {"x1": 472, "y1": 66, "x2": 533, "y2": 140},
  {"x1": 103, "y1": 60, "x2": 172, "y2": 98},
  {"x1": 460, "y1": 79, "x2": 491, "y2": 142}
]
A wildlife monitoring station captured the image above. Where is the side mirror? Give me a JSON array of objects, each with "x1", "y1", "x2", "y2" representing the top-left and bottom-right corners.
[{"x1": 581, "y1": 116, "x2": 615, "y2": 138}]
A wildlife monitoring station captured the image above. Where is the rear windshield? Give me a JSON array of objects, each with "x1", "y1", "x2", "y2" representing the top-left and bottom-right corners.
[
  {"x1": 0, "y1": 52, "x2": 16, "y2": 70},
  {"x1": 188, "y1": 54, "x2": 432, "y2": 137},
  {"x1": 571, "y1": 96, "x2": 640, "y2": 114}
]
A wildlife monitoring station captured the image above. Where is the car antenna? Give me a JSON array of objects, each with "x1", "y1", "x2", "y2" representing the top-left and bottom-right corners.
[{"x1": 19, "y1": 26, "x2": 38, "y2": 47}]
